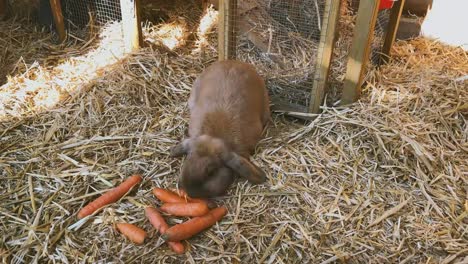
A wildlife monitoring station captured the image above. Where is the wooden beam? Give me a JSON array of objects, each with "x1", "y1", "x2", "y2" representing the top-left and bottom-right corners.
[
  {"x1": 309, "y1": 0, "x2": 342, "y2": 114},
  {"x1": 270, "y1": 97, "x2": 317, "y2": 120},
  {"x1": 49, "y1": 0, "x2": 66, "y2": 43},
  {"x1": 381, "y1": 0, "x2": 406, "y2": 64},
  {"x1": 396, "y1": 16, "x2": 422, "y2": 40},
  {"x1": 341, "y1": 0, "x2": 380, "y2": 105},
  {"x1": 0, "y1": 0, "x2": 7, "y2": 19},
  {"x1": 218, "y1": 0, "x2": 227, "y2": 60},
  {"x1": 136, "y1": 0, "x2": 143, "y2": 47},
  {"x1": 218, "y1": 0, "x2": 237, "y2": 60},
  {"x1": 120, "y1": 0, "x2": 143, "y2": 52}
]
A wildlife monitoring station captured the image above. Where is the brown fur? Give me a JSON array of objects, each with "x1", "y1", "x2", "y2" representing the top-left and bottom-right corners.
[{"x1": 171, "y1": 60, "x2": 270, "y2": 198}]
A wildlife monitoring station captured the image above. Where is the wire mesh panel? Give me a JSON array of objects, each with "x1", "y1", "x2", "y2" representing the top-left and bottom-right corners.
[
  {"x1": 63, "y1": 0, "x2": 122, "y2": 29},
  {"x1": 220, "y1": 0, "x2": 339, "y2": 114},
  {"x1": 339, "y1": 0, "x2": 404, "y2": 105},
  {"x1": 63, "y1": 0, "x2": 122, "y2": 37},
  {"x1": 371, "y1": 6, "x2": 391, "y2": 64},
  {"x1": 7, "y1": 0, "x2": 123, "y2": 37},
  {"x1": 348, "y1": 0, "x2": 391, "y2": 64}
]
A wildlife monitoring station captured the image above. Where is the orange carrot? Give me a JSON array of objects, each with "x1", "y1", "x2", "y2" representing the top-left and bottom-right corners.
[
  {"x1": 145, "y1": 207, "x2": 185, "y2": 254},
  {"x1": 172, "y1": 189, "x2": 206, "y2": 203},
  {"x1": 145, "y1": 207, "x2": 167, "y2": 231},
  {"x1": 152, "y1": 188, "x2": 187, "y2": 203},
  {"x1": 116, "y1": 223, "x2": 147, "y2": 245},
  {"x1": 160, "y1": 202, "x2": 209, "y2": 217},
  {"x1": 172, "y1": 188, "x2": 217, "y2": 209},
  {"x1": 78, "y1": 174, "x2": 142, "y2": 219},
  {"x1": 161, "y1": 203, "x2": 210, "y2": 217},
  {"x1": 162, "y1": 206, "x2": 228, "y2": 242}
]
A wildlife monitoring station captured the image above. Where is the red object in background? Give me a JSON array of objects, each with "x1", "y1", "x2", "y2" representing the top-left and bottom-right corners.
[{"x1": 379, "y1": 0, "x2": 394, "y2": 10}]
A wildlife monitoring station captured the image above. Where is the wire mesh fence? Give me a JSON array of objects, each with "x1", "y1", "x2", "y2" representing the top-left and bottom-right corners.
[
  {"x1": 63, "y1": 0, "x2": 122, "y2": 38},
  {"x1": 222, "y1": 0, "x2": 334, "y2": 112},
  {"x1": 6, "y1": 0, "x2": 124, "y2": 40},
  {"x1": 372, "y1": 8, "x2": 390, "y2": 63}
]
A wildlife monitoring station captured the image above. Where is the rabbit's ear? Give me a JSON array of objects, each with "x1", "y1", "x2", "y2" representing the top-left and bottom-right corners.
[
  {"x1": 170, "y1": 139, "x2": 191, "y2": 157},
  {"x1": 221, "y1": 152, "x2": 267, "y2": 184}
]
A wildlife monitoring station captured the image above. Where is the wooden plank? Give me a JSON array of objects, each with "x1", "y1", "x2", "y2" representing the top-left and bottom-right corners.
[
  {"x1": 270, "y1": 98, "x2": 317, "y2": 120},
  {"x1": 218, "y1": 0, "x2": 237, "y2": 60},
  {"x1": 218, "y1": 0, "x2": 227, "y2": 60},
  {"x1": 341, "y1": 0, "x2": 380, "y2": 105},
  {"x1": 120, "y1": 0, "x2": 143, "y2": 52},
  {"x1": 0, "y1": 0, "x2": 7, "y2": 19},
  {"x1": 271, "y1": 97, "x2": 308, "y2": 113},
  {"x1": 229, "y1": 0, "x2": 238, "y2": 59},
  {"x1": 403, "y1": 0, "x2": 433, "y2": 17},
  {"x1": 309, "y1": 0, "x2": 342, "y2": 114},
  {"x1": 135, "y1": 0, "x2": 144, "y2": 47},
  {"x1": 49, "y1": 0, "x2": 66, "y2": 43},
  {"x1": 381, "y1": 0, "x2": 406, "y2": 64},
  {"x1": 396, "y1": 16, "x2": 422, "y2": 40}
]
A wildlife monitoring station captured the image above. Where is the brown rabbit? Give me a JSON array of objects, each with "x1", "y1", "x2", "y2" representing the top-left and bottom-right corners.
[{"x1": 170, "y1": 60, "x2": 271, "y2": 198}]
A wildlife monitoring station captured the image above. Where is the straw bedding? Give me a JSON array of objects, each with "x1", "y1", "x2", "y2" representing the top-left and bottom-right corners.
[{"x1": 1, "y1": 1, "x2": 467, "y2": 263}]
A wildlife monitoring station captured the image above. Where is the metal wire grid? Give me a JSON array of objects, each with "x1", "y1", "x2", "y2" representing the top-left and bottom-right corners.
[
  {"x1": 62, "y1": 0, "x2": 92, "y2": 31},
  {"x1": 63, "y1": 0, "x2": 122, "y2": 34},
  {"x1": 372, "y1": 8, "x2": 390, "y2": 64},
  {"x1": 6, "y1": 0, "x2": 38, "y2": 19},
  {"x1": 95, "y1": 0, "x2": 121, "y2": 24},
  {"x1": 230, "y1": 0, "x2": 329, "y2": 109}
]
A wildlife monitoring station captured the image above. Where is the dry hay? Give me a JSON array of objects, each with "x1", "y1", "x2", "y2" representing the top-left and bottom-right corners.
[
  {"x1": 1, "y1": 1, "x2": 468, "y2": 263},
  {"x1": 0, "y1": 17, "x2": 60, "y2": 86},
  {"x1": 0, "y1": 20, "x2": 127, "y2": 120}
]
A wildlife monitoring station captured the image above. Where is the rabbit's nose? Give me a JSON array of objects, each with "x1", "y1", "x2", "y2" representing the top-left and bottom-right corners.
[{"x1": 184, "y1": 186, "x2": 207, "y2": 198}]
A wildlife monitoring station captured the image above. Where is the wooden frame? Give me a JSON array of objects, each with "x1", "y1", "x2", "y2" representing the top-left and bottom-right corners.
[
  {"x1": 49, "y1": 0, "x2": 66, "y2": 43},
  {"x1": 381, "y1": 0, "x2": 406, "y2": 64},
  {"x1": 48, "y1": 0, "x2": 143, "y2": 48},
  {"x1": 341, "y1": 0, "x2": 380, "y2": 105},
  {"x1": 120, "y1": 0, "x2": 143, "y2": 52},
  {"x1": 218, "y1": 0, "x2": 237, "y2": 60},
  {"x1": 0, "y1": 0, "x2": 7, "y2": 19},
  {"x1": 309, "y1": 0, "x2": 342, "y2": 114},
  {"x1": 218, "y1": 0, "x2": 341, "y2": 119}
]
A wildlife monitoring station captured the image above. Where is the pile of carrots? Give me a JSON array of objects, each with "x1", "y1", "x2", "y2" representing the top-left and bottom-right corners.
[{"x1": 76, "y1": 174, "x2": 228, "y2": 254}]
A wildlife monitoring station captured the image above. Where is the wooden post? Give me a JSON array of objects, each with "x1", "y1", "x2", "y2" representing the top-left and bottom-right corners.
[
  {"x1": 381, "y1": 0, "x2": 406, "y2": 64},
  {"x1": 49, "y1": 0, "x2": 66, "y2": 43},
  {"x1": 0, "y1": 0, "x2": 7, "y2": 19},
  {"x1": 309, "y1": 0, "x2": 342, "y2": 114},
  {"x1": 120, "y1": 0, "x2": 143, "y2": 52},
  {"x1": 218, "y1": 0, "x2": 237, "y2": 60},
  {"x1": 341, "y1": 0, "x2": 380, "y2": 105},
  {"x1": 136, "y1": 0, "x2": 143, "y2": 47}
]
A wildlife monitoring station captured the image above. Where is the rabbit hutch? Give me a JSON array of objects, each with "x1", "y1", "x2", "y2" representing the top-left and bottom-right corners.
[
  {"x1": 0, "y1": 0, "x2": 405, "y2": 119},
  {"x1": 217, "y1": 0, "x2": 407, "y2": 118}
]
